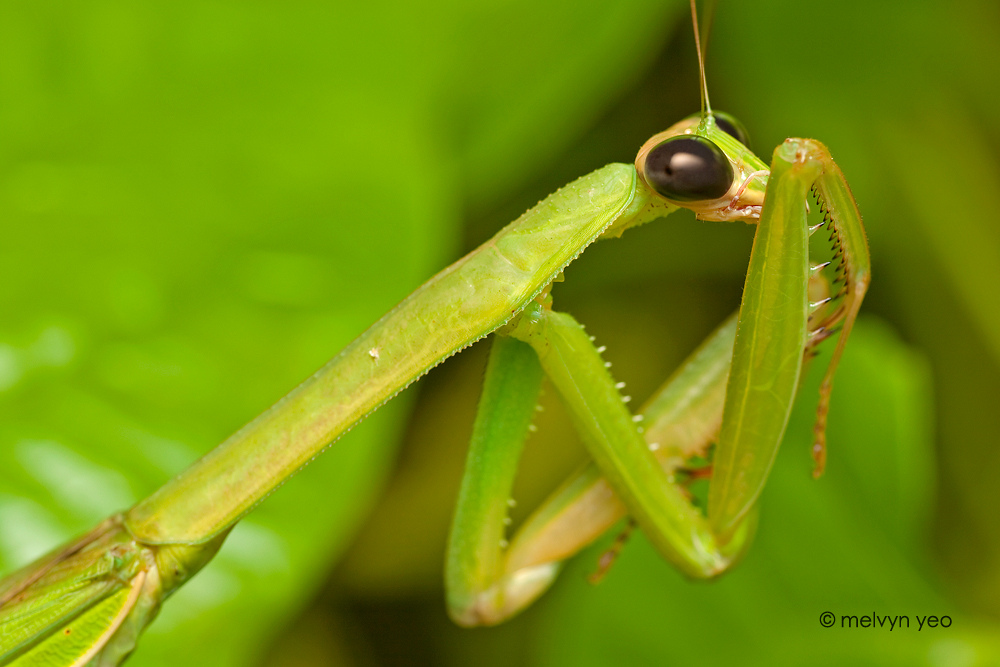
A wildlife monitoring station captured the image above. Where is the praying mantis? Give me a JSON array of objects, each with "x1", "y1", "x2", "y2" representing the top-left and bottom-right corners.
[{"x1": 0, "y1": 1, "x2": 869, "y2": 663}]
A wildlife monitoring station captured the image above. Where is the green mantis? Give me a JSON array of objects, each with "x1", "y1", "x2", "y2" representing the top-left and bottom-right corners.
[{"x1": 0, "y1": 1, "x2": 869, "y2": 662}]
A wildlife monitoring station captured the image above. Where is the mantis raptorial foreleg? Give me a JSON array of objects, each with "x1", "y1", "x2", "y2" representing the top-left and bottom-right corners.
[
  {"x1": 446, "y1": 135, "x2": 868, "y2": 626},
  {"x1": 446, "y1": 312, "x2": 743, "y2": 626},
  {"x1": 503, "y1": 302, "x2": 742, "y2": 575}
]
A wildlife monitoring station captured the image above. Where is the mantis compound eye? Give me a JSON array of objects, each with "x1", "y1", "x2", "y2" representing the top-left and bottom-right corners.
[
  {"x1": 643, "y1": 136, "x2": 734, "y2": 202},
  {"x1": 713, "y1": 111, "x2": 751, "y2": 147}
]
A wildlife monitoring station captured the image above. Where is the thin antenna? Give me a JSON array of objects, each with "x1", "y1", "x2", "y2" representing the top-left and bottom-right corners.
[
  {"x1": 689, "y1": 0, "x2": 712, "y2": 116},
  {"x1": 699, "y1": 0, "x2": 717, "y2": 65}
]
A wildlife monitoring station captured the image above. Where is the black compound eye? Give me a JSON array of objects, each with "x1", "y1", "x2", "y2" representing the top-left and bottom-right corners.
[
  {"x1": 643, "y1": 136, "x2": 734, "y2": 202},
  {"x1": 713, "y1": 111, "x2": 751, "y2": 147}
]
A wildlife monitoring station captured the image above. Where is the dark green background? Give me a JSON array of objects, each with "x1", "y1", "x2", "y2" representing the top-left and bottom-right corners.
[{"x1": 1, "y1": 1, "x2": 999, "y2": 665}]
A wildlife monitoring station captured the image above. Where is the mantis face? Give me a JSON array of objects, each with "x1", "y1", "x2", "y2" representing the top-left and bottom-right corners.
[{"x1": 635, "y1": 111, "x2": 769, "y2": 222}]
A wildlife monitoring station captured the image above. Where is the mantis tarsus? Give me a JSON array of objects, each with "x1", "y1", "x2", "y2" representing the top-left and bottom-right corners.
[{"x1": 0, "y1": 1, "x2": 869, "y2": 662}]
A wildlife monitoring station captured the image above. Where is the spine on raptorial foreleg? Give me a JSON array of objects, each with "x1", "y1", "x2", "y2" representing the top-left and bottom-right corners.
[{"x1": 804, "y1": 140, "x2": 871, "y2": 477}]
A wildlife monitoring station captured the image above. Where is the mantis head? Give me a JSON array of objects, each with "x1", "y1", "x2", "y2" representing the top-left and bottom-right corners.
[
  {"x1": 634, "y1": 2, "x2": 771, "y2": 224},
  {"x1": 635, "y1": 111, "x2": 770, "y2": 223}
]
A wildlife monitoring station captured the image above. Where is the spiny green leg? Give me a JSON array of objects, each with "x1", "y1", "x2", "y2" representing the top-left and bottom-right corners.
[
  {"x1": 445, "y1": 335, "x2": 544, "y2": 627},
  {"x1": 506, "y1": 301, "x2": 752, "y2": 579},
  {"x1": 808, "y1": 142, "x2": 871, "y2": 476},
  {"x1": 502, "y1": 314, "x2": 746, "y2": 587},
  {"x1": 708, "y1": 137, "x2": 869, "y2": 539},
  {"x1": 499, "y1": 268, "x2": 835, "y2": 596},
  {"x1": 446, "y1": 313, "x2": 751, "y2": 626}
]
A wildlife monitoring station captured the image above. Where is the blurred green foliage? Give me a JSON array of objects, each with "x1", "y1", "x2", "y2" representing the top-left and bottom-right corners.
[{"x1": 1, "y1": 0, "x2": 999, "y2": 665}]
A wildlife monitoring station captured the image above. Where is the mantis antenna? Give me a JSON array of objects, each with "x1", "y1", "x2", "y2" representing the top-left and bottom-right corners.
[
  {"x1": 698, "y1": 0, "x2": 717, "y2": 69},
  {"x1": 690, "y1": 0, "x2": 713, "y2": 116}
]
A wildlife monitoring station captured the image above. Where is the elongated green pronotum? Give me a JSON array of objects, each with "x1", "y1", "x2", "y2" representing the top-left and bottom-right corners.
[{"x1": 0, "y1": 1, "x2": 869, "y2": 662}]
